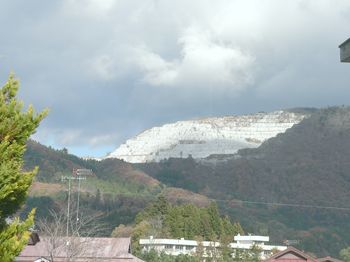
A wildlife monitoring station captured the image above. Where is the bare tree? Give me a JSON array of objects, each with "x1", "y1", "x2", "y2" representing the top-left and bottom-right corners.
[
  {"x1": 37, "y1": 210, "x2": 65, "y2": 261},
  {"x1": 37, "y1": 206, "x2": 107, "y2": 261}
]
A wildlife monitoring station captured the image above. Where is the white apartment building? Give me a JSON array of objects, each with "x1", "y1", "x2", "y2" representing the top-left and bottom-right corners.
[
  {"x1": 230, "y1": 234, "x2": 287, "y2": 259},
  {"x1": 139, "y1": 234, "x2": 287, "y2": 260}
]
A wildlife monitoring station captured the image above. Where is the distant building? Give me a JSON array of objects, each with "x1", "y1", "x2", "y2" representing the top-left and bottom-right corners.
[
  {"x1": 339, "y1": 38, "x2": 350, "y2": 62},
  {"x1": 139, "y1": 234, "x2": 286, "y2": 260},
  {"x1": 264, "y1": 246, "x2": 344, "y2": 262},
  {"x1": 230, "y1": 234, "x2": 287, "y2": 259},
  {"x1": 139, "y1": 236, "x2": 219, "y2": 257},
  {"x1": 264, "y1": 246, "x2": 318, "y2": 261},
  {"x1": 17, "y1": 233, "x2": 144, "y2": 262}
]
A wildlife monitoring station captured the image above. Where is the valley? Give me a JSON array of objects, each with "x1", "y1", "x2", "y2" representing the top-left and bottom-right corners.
[{"x1": 22, "y1": 107, "x2": 350, "y2": 257}]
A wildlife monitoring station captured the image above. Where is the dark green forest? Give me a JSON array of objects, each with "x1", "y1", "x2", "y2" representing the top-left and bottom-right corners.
[
  {"x1": 132, "y1": 196, "x2": 243, "y2": 242},
  {"x1": 129, "y1": 197, "x2": 247, "y2": 262},
  {"x1": 137, "y1": 107, "x2": 350, "y2": 257}
]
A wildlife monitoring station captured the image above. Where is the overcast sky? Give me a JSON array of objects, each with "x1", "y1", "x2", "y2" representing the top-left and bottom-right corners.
[{"x1": 0, "y1": 0, "x2": 349, "y2": 157}]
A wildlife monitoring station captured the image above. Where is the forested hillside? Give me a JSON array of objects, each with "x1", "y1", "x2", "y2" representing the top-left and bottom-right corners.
[
  {"x1": 22, "y1": 140, "x2": 163, "y2": 232},
  {"x1": 22, "y1": 140, "x2": 212, "y2": 233},
  {"x1": 129, "y1": 196, "x2": 244, "y2": 261},
  {"x1": 22, "y1": 107, "x2": 350, "y2": 257},
  {"x1": 137, "y1": 107, "x2": 350, "y2": 256}
]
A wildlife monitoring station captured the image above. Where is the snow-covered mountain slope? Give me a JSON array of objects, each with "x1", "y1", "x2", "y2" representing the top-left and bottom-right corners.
[{"x1": 106, "y1": 111, "x2": 307, "y2": 163}]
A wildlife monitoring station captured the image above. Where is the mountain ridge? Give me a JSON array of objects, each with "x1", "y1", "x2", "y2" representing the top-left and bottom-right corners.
[
  {"x1": 136, "y1": 106, "x2": 350, "y2": 256},
  {"x1": 22, "y1": 106, "x2": 350, "y2": 257},
  {"x1": 107, "y1": 110, "x2": 308, "y2": 163}
]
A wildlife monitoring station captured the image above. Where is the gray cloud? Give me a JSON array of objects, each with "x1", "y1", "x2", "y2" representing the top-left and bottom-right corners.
[{"x1": 0, "y1": 0, "x2": 349, "y2": 157}]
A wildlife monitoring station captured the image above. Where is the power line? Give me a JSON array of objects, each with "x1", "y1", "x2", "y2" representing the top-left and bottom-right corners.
[
  {"x1": 93, "y1": 190, "x2": 350, "y2": 211},
  {"x1": 212, "y1": 198, "x2": 350, "y2": 211}
]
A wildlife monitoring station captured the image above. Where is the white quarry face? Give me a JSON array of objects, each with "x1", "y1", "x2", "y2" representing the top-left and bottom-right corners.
[{"x1": 106, "y1": 111, "x2": 307, "y2": 163}]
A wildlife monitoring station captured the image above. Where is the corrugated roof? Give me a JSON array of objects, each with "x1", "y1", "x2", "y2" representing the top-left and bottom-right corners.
[
  {"x1": 264, "y1": 246, "x2": 318, "y2": 262},
  {"x1": 17, "y1": 237, "x2": 144, "y2": 262}
]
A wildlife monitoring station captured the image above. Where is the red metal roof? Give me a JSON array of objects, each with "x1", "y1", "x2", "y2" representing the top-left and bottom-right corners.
[
  {"x1": 264, "y1": 246, "x2": 318, "y2": 262},
  {"x1": 17, "y1": 237, "x2": 144, "y2": 262}
]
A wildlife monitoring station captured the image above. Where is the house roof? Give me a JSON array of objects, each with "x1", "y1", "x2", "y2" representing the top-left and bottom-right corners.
[
  {"x1": 339, "y1": 38, "x2": 350, "y2": 48},
  {"x1": 317, "y1": 256, "x2": 344, "y2": 262},
  {"x1": 264, "y1": 246, "x2": 318, "y2": 262},
  {"x1": 17, "y1": 237, "x2": 144, "y2": 262}
]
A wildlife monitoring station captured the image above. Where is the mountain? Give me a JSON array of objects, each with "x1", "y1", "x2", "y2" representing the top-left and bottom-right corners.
[
  {"x1": 22, "y1": 107, "x2": 350, "y2": 257},
  {"x1": 24, "y1": 140, "x2": 160, "y2": 188},
  {"x1": 136, "y1": 107, "x2": 350, "y2": 256},
  {"x1": 23, "y1": 140, "x2": 164, "y2": 230},
  {"x1": 107, "y1": 110, "x2": 307, "y2": 163},
  {"x1": 22, "y1": 140, "x2": 211, "y2": 231}
]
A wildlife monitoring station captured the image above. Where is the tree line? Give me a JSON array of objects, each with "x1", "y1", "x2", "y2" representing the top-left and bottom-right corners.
[{"x1": 110, "y1": 196, "x2": 264, "y2": 261}]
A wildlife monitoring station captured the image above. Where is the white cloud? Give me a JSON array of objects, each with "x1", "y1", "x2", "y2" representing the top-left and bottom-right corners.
[
  {"x1": 133, "y1": 46, "x2": 179, "y2": 85},
  {"x1": 3, "y1": 0, "x2": 350, "y2": 156},
  {"x1": 88, "y1": 134, "x2": 120, "y2": 147},
  {"x1": 63, "y1": 0, "x2": 117, "y2": 18},
  {"x1": 68, "y1": 0, "x2": 349, "y2": 95},
  {"x1": 132, "y1": 26, "x2": 255, "y2": 92},
  {"x1": 89, "y1": 55, "x2": 116, "y2": 80},
  {"x1": 177, "y1": 26, "x2": 255, "y2": 89},
  {"x1": 33, "y1": 127, "x2": 119, "y2": 148}
]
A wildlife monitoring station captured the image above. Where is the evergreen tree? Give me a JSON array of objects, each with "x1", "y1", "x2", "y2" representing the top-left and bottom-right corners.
[
  {"x1": 207, "y1": 202, "x2": 222, "y2": 238},
  {"x1": 0, "y1": 74, "x2": 47, "y2": 261},
  {"x1": 133, "y1": 196, "x2": 245, "y2": 259},
  {"x1": 340, "y1": 247, "x2": 350, "y2": 262}
]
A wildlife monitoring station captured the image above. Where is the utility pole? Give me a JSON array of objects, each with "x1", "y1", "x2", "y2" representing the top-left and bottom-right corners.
[
  {"x1": 61, "y1": 168, "x2": 93, "y2": 256},
  {"x1": 74, "y1": 169, "x2": 93, "y2": 226}
]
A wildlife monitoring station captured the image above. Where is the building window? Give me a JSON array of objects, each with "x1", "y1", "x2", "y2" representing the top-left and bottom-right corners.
[
  {"x1": 175, "y1": 245, "x2": 183, "y2": 250},
  {"x1": 186, "y1": 246, "x2": 193, "y2": 250},
  {"x1": 165, "y1": 245, "x2": 173, "y2": 250}
]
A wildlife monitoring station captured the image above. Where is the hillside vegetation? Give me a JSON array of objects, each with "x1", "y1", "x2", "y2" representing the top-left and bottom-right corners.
[
  {"x1": 23, "y1": 140, "x2": 163, "y2": 231},
  {"x1": 129, "y1": 196, "x2": 244, "y2": 262},
  {"x1": 22, "y1": 107, "x2": 350, "y2": 257},
  {"x1": 22, "y1": 141, "x2": 212, "y2": 233},
  {"x1": 137, "y1": 107, "x2": 350, "y2": 256}
]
